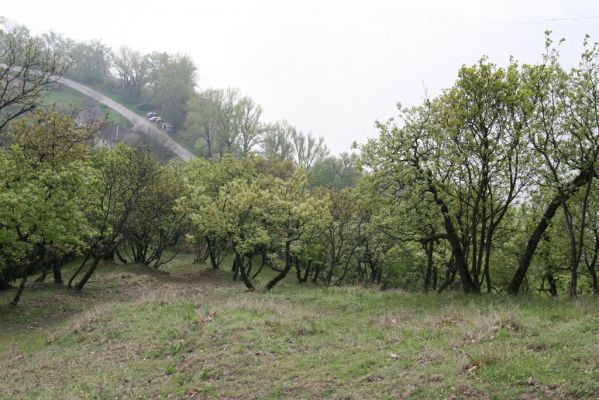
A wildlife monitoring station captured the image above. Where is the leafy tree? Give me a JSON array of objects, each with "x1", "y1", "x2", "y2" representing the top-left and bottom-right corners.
[
  {"x1": 181, "y1": 90, "x2": 221, "y2": 157},
  {"x1": 67, "y1": 39, "x2": 112, "y2": 84},
  {"x1": 153, "y1": 54, "x2": 197, "y2": 128},
  {"x1": 363, "y1": 57, "x2": 531, "y2": 293},
  {"x1": 261, "y1": 120, "x2": 295, "y2": 162},
  {"x1": 119, "y1": 160, "x2": 187, "y2": 268},
  {"x1": 309, "y1": 152, "x2": 361, "y2": 189},
  {"x1": 0, "y1": 111, "x2": 95, "y2": 304},
  {"x1": 68, "y1": 145, "x2": 159, "y2": 290},
  {"x1": 509, "y1": 35, "x2": 599, "y2": 295}
]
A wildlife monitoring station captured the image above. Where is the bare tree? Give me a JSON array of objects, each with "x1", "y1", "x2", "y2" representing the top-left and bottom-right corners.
[
  {"x1": 292, "y1": 130, "x2": 329, "y2": 169},
  {"x1": 0, "y1": 25, "x2": 67, "y2": 133}
]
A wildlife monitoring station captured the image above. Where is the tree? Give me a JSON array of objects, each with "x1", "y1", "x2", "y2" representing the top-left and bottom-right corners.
[
  {"x1": 363, "y1": 57, "x2": 532, "y2": 293},
  {"x1": 291, "y1": 130, "x2": 329, "y2": 169},
  {"x1": 153, "y1": 54, "x2": 197, "y2": 129},
  {"x1": 261, "y1": 120, "x2": 295, "y2": 162},
  {"x1": 0, "y1": 111, "x2": 95, "y2": 304},
  {"x1": 309, "y1": 152, "x2": 361, "y2": 189},
  {"x1": 181, "y1": 90, "x2": 221, "y2": 158},
  {"x1": 114, "y1": 47, "x2": 149, "y2": 98},
  {"x1": 181, "y1": 155, "x2": 251, "y2": 269},
  {"x1": 120, "y1": 161, "x2": 187, "y2": 268},
  {"x1": 261, "y1": 170, "x2": 331, "y2": 289},
  {"x1": 67, "y1": 39, "x2": 112, "y2": 84},
  {"x1": 236, "y1": 95, "x2": 266, "y2": 156},
  {"x1": 508, "y1": 36, "x2": 599, "y2": 295},
  {"x1": 68, "y1": 145, "x2": 159, "y2": 290},
  {"x1": 0, "y1": 25, "x2": 67, "y2": 132}
]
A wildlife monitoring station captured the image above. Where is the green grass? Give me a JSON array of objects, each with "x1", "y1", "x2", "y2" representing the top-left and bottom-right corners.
[
  {"x1": 1, "y1": 254, "x2": 598, "y2": 399},
  {"x1": 40, "y1": 84, "x2": 131, "y2": 127},
  {"x1": 80, "y1": 80, "x2": 148, "y2": 115}
]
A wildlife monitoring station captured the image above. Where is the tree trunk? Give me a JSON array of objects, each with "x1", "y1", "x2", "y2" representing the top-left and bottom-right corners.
[
  {"x1": 302, "y1": 262, "x2": 311, "y2": 283},
  {"x1": 423, "y1": 241, "x2": 433, "y2": 293},
  {"x1": 295, "y1": 259, "x2": 303, "y2": 283},
  {"x1": 11, "y1": 275, "x2": 28, "y2": 306},
  {"x1": 75, "y1": 257, "x2": 101, "y2": 290},
  {"x1": 206, "y1": 237, "x2": 218, "y2": 269},
  {"x1": 508, "y1": 168, "x2": 593, "y2": 294},
  {"x1": 427, "y1": 174, "x2": 476, "y2": 293},
  {"x1": 35, "y1": 270, "x2": 47, "y2": 283},
  {"x1": 231, "y1": 257, "x2": 239, "y2": 281},
  {"x1": 312, "y1": 265, "x2": 320, "y2": 284},
  {"x1": 52, "y1": 260, "x2": 63, "y2": 285},
  {"x1": 437, "y1": 257, "x2": 456, "y2": 293},
  {"x1": 586, "y1": 232, "x2": 599, "y2": 296},
  {"x1": 483, "y1": 232, "x2": 493, "y2": 293},
  {"x1": 265, "y1": 241, "x2": 292, "y2": 290},
  {"x1": 546, "y1": 273, "x2": 558, "y2": 297},
  {"x1": 236, "y1": 254, "x2": 255, "y2": 291},
  {"x1": 115, "y1": 248, "x2": 128, "y2": 264},
  {"x1": 68, "y1": 251, "x2": 91, "y2": 288}
]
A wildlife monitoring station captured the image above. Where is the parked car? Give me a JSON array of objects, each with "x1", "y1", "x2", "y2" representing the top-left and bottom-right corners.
[
  {"x1": 149, "y1": 116, "x2": 160, "y2": 122},
  {"x1": 146, "y1": 112, "x2": 157, "y2": 118}
]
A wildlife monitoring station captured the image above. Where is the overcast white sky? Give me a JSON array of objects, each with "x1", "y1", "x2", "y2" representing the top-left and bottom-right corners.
[{"x1": 4, "y1": 1, "x2": 599, "y2": 153}]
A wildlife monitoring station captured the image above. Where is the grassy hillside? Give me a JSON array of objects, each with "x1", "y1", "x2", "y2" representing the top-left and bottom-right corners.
[
  {"x1": 1, "y1": 255, "x2": 598, "y2": 399},
  {"x1": 40, "y1": 84, "x2": 130, "y2": 127},
  {"x1": 62, "y1": 80, "x2": 200, "y2": 156}
]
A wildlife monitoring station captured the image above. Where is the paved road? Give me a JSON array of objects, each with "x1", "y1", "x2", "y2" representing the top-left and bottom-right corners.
[{"x1": 57, "y1": 77, "x2": 195, "y2": 161}]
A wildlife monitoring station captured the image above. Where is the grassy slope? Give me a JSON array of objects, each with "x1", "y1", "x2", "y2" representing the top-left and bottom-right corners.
[
  {"x1": 40, "y1": 84, "x2": 130, "y2": 127},
  {"x1": 1, "y1": 255, "x2": 598, "y2": 399}
]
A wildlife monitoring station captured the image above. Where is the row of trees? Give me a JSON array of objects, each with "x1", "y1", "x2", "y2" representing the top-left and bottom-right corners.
[
  {"x1": 182, "y1": 34, "x2": 599, "y2": 297},
  {"x1": 361, "y1": 34, "x2": 599, "y2": 296},
  {"x1": 3, "y1": 20, "x2": 599, "y2": 305},
  {"x1": 0, "y1": 21, "x2": 359, "y2": 304},
  {"x1": 0, "y1": 111, "x2": 360, "y2": 304},
  {"x1": 0, "y1": 109, "x2": 187, "y2": 304},
  {"x1": 182, "y1": 89, "x2": 329, "y2": 165}
]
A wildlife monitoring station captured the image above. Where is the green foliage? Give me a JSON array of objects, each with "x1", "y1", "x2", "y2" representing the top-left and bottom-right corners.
[
  {"x1": 0, "y1": 111, "x2": 95, "y2": 284},
  {"x1": 309, "y1": 152, "x2": 361, "y2": 189}
]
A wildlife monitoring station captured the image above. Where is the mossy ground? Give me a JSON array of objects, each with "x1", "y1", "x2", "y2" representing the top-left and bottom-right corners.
[{"x1": 1, "y1": 254, "x2": 598, "y2": 399}]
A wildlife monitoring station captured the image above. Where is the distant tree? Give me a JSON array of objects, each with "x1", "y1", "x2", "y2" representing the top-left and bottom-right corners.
[
  {"x1": 153, "y1": 54, "x2": 197, "y2": 128},
  {"x1": 113, "y1": 47, "x2": 149, "y2": 97},
  {"x1": 260, "y1": 120, "x2": 295, "y2": 162},
  {"x1": 309, "y1": 152, "x2": 361, "y2": 189},
  {"x1": 236, "y1": 95, "x2": 266, "y2": 156},
  {"x1": 291, "y1": 130, "x2": 329, "y2": 169},
  {"x1": 213, "y1": 87, "x2": 241, "y2": 155},
  {"x1": 68, "y1": 39, "x2": 112, "y2": 84},
  {"x1": 181, "y1": 90, "x2": 222, "y2": 158}
]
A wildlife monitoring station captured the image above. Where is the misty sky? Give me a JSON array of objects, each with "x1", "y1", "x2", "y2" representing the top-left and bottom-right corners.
[{"x1": 4, "y1": 1, "x2": 599, "y2": 153}]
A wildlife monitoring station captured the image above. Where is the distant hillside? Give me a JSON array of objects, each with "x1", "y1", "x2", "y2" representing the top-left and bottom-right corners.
[
  {"x1": 39, "y1": 83, "x2": 180, "y2": 162},
  {"x1": 41, "y1": 84, "x2": 130, "y2": 127}
]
